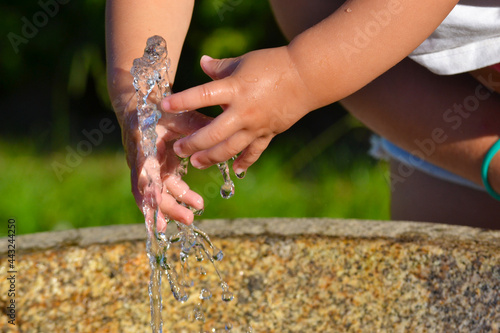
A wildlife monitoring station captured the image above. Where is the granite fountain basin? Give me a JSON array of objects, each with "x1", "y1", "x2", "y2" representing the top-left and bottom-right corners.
[{"x1": 0, "y1": 218, "x2": 499, "y2": 332}]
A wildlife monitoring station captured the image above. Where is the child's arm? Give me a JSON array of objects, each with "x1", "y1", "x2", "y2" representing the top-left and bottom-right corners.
[
  {"x1": 161, "y1": 0, "x2": 459, "y2": 173},
  {"x1": 106, "y1": 0, "x2": 210, "y2": 226}
]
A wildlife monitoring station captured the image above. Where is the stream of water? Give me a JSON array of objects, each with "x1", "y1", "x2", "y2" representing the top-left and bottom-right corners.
[{"x1": 131, "y1": 36, "x2": 238, "y2": 333}]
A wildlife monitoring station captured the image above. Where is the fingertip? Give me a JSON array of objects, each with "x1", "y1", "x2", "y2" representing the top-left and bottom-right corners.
[
  {"x1": 163, "y1": 94, "x2": 191, "y2": 113},
  {"x1": 194, "y1": 196, "x2": 204, "y2": 210},
  {"x1": 159, "y1": 196, "x2": 194, "y2": 226},
  {"x1": 182, "y1": 212, "x2": 194, "y2": 226},
  {"x1": 189, "y1": 157, "x2": 204, "y2": 170},
  {"x1": 233, "y1": 157, "x2": 250, "y2": 176},
  {"x1": 233, "y1": 138, "x2": 270, "y2": 175},
  {"x1": 183, "y1": 192, "x2": 205, "y2": 212},
  {"x1": 233, "y1": 158, "x2": 248, "y2": 178},
  {"x1": 201, "y1": 55, "x2": 214, "y2": 64},
  {"x1": 173, "y1": 141, "x2": 188, "y2": 158},
  {"x1": 200, "y1": 55, "x2": 216, "y2": 79},
  {"x1": 169, "y1": 210, "x2": 194, "y2": 226},
  {"x1": 161, "y1": 98, "x2": 171, "y2": 112},
  {"x1": 234, "y1": 168, "x2": 247, "y2": 179}
]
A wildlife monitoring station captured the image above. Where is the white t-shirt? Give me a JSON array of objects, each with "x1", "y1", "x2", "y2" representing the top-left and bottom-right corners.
[{"x1": 409, "y1": 0, "x2": 500, "y2": 75}]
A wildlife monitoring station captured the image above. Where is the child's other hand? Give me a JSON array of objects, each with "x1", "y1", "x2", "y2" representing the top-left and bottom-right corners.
[
  {"x1": 120, "y1": 106, "x2": 211, "y2": 230},
  {"x1": 161, "y1": 47, "x2": 315, "y2": 175}
]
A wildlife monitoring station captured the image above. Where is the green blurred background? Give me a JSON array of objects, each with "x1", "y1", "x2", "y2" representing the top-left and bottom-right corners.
[{"x1": 0, "y1": 0, "x2": 389, "y2": 236}]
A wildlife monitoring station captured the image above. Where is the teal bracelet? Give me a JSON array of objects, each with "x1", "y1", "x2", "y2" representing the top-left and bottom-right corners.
[{"x1": 481, "y1": 139, "x2": 500, "y2": 201}]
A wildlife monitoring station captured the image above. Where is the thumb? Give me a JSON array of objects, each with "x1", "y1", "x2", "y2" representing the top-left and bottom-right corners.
[{"x1": 200, "y1": 55, "x2": 240, "y2": 80}]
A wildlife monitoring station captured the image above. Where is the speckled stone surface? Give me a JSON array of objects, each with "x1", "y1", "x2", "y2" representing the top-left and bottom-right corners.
[{"x1": 0, "y1": 218, "x2": 499, "y2": 332}]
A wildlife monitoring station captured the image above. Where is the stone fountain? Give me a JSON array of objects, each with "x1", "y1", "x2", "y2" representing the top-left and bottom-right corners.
[{"x1": 0, "y1": 218, "x2": 498, "y2": 332}]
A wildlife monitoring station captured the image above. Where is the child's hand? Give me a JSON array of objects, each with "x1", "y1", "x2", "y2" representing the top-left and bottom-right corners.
[
  {"x1": 161, "y1": 47, "x2": 316, "y2": 175},
  {"x1": 119, "y1": 101, "x2": 211, "y2": 230}
]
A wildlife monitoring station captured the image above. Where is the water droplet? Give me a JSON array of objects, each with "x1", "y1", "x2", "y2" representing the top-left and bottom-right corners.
[
  {"x1": 170, "y1": 235, "x2": 181, "y2": 243},
  {"x1": 217, "y1": 162, "x2": 235, "y2": 199},
  {"x1": 193, "y1": 306, "x2": 205, "y2": 322},
  {"x1": 220, "y1": 282, "x2": 234, "y2": 302},
  {"x1": 242, "y1": 75, "x2": 259, "y2": 83},
  {"x1": 177, "y1": 156, "x2": 189, "y2": 176},
  {"x1": 220, "y1": 181, "x2": 235, "y2": 199},
  {"x1": 199, "y1": 288, "x2": 212, "y2": 300},
  {"x1": 181, "y1": 279, "x2": 194, "y2": 288},
  {"x1": 191, "y1": 207, "x2": 204, "y2": 216},
  {"x1": 171, "y1": 285, "x2": 189, "y2": 303},
  {"x1": 213, "y1": 248, "x2": 224, "y2": 261},
  {"x1": 225, "y1": 322, "x2": 233, "y2": 331},
  {"x1": 236, "y1": 171, "x2": 246, "y2": 179},
  {"x1": 246, "y1": 326, "x2": 254, "y2": 333},
  {"x1": 345, "y1": 7, "x2": 352, "y2": 12},
  {"x1": 221, "y1": 291, "x2": 234, "y2": 302},
  {"x1": 198, "y1": 266, "x2": 207, "y2": 275},
  {"x1": 195, "y1": 249, "x2": 204, "y2": 262}
]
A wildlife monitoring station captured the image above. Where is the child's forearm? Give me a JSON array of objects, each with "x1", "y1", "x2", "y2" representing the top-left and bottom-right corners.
[
  {"x1": 284, "y1": 0, "x2": 500, "y2": 194},
  {"x1": 287, "y1": 0, "x2": 459, "y2": 108},
  {"x1": 105, "y1": 0, "x2": 194, "y2": 121},
  {"x1": 285, "y1": 0, "x2": 500, "y2": 194},
  {"x1": 105, "y1": 0, "x2": 209, "y2": 225}
]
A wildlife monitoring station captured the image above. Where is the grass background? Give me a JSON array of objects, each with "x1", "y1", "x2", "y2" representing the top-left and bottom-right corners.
[{"x1": 0, "y1": 126, "x2": 390, "y2": 237}]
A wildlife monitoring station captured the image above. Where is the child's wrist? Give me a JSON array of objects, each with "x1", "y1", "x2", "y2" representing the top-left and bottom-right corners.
[
  {"x1": 107, "y1": 68, "x2": 136, "y2": 118},
  {"x1": 283, "y1": 45, "x2": 323, "y2": 113}
]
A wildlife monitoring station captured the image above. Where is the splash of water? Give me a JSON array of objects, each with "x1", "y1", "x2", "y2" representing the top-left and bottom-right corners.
[{"x1": 131, "y1": 36, "x2": 235, "y2": 333}]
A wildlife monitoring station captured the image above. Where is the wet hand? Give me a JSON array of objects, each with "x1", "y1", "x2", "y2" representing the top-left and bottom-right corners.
[
  {"x1": 161, "y1": 47, "x2": 315, "y2": 175},
  {"x1": 119, "y1": 105, "x2": 212, "y2": 230}
]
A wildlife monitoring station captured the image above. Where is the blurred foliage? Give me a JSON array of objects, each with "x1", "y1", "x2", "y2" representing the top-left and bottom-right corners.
[
  {"x1": 0, "y1": 0, "x2": 287, "y2": 148},
  {"x1": 1, "y1": 0, "x2": 110, "y2": 149}
]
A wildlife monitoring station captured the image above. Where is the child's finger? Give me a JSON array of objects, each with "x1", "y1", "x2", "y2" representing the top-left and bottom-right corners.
[
  {"x1": 159, "y1": 192, "x2": 194, "y2": 225},
  {"x1": 200, "y1": 55, "x2": 240, "y2": 80},
  {"x1": 156, "y1": 210, "x2": 168, "y2": 233},
  {"x1": 159, "y1": 112, "x2": 213, "y2": 136},
  {"x1": 163, "y1": 176, "x2": 204, "y2": 210},
  {"x1": 172, "y1": 112, "x2": 241, "y2": 158},
  {"x1": 188, "y1": 130, "x2": 254, "y2": 169},
  {"x1": 233, "y1": 136, "x2": 272, "y2": 174},
  {"x1": 161, "y1": 79, "x2": 234, "y2": 113}
]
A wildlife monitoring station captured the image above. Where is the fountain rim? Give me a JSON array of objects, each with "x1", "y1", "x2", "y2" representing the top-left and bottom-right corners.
[{"x1": 1, "y1": 218, "x2": 499, "y2": 255}]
